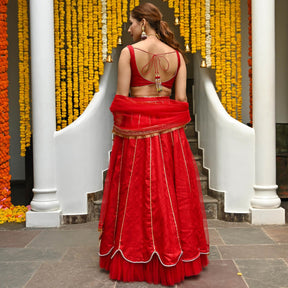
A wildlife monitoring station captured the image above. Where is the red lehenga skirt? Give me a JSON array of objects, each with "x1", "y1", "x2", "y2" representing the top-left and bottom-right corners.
[{"x1": 98, "y1": 95, "x2": 209, "y2": 286}]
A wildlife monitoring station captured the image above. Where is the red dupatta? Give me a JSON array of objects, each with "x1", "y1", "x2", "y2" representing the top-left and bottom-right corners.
[
  {"x1": 98, "y1": 94, "x2": 191, "y2": 233},
  {"x1": 110, "y1": 94, "x2": 191, "y2": 138}
]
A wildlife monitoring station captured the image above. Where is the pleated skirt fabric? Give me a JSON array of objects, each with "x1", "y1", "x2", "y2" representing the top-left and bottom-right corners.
[{"x1": 99, "y1": 99, "x2": 209, "y2": 286}]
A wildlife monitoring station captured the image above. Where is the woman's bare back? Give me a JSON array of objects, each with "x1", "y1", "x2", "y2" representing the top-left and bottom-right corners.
[{"x1": 130, "y1": 38, "x2": 180, "y2": 97}]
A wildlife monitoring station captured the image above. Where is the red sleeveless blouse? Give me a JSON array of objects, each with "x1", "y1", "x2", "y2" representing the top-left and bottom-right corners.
[{"x1": 128, "y1": 45, "x2": 180, "y2": 89}]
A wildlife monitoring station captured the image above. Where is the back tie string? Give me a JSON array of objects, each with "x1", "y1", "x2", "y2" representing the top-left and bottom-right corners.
[{"x1": 141, "y1": 54, "x2": 170, "y2": 92}]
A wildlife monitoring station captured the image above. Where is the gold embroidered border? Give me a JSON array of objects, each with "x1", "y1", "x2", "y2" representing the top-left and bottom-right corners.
[
  {"x1": 118, "y1": 138, "x2": 138, "y2": 246},
  {"x1": 149, "y1": 137, "x2": 156, "y2": 250},
  {"x1": 178, "y1": 129, "x2": 192, "y2": 194},
  {"x1": 159, "y1": 135, "x2": 182, "y2": 250},
  {"x1": 113, "y1": 125, "x2": 186, "y2": 139},
  {"x1": 113, "y1": 139, "x2": 125, "y2": 244}
]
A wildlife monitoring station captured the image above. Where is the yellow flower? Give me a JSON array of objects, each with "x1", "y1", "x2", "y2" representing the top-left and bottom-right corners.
[{"x1": 18, "y1": 0, "x2": 31, "y2": 155}]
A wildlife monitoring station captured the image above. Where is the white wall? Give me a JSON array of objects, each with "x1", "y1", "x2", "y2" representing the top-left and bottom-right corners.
[
  {"x1": 55, "y1": 54, "x2": 118, "y2": 215},
  {"x1": 275, "y1": 0, "x2": 288, "y2": 123},
  {"x1": 194, "y1": 53, "x2": 255, "y2": 213}
]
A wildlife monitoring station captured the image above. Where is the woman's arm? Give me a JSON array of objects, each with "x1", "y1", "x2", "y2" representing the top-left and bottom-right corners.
[
  {"x1": 174, "y1": 53, "x2": 187, "y2": 102},
  {"x1": 116, "y1": 47, "x2": 131, "y2": 96}
]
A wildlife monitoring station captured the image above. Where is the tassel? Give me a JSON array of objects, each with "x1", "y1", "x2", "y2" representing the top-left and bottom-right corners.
[{"x1": 155, "y1": 73, "x2": 162, "y2": 92}]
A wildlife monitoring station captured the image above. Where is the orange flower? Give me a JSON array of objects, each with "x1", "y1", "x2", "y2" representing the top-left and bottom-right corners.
[
  {"x1": 0, "y1": 0, "x2": 12, "y2": 214},
  {"x1": 248, "y1": 0, "x2": 252, "y2": 125}
]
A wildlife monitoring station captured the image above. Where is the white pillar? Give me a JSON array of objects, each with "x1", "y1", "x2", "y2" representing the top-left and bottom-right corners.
[
  {"x1": 250, "y1": 0, "x2": 285, "y2": 224},
  {"x1": 26, "y1": 0, "x2": 61, "y2": 227}
]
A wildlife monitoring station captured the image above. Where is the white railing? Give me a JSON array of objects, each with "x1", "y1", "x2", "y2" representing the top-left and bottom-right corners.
[
  {"x1": 54, "y1": 52, "x2": 119, "y2": 216},
  {"x1": 193, "y1": 53, "x2": 255, "y2": 213}
]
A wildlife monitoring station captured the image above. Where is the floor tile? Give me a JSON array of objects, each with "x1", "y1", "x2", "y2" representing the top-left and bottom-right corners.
[
  {"x1": 0, "y1": 230, "x2": 40, "y2": 248},
  {"x1": 208, "y1": 245, "x2": 221, "y2": 260},
  {"x1": 208, "y1": 228, "x2": 225, "y2": 245},
  {"x1": 0, "y1": 222, "x2": 26, "y2": 230},
  {"x1": 217, "y1": 227, "x2": 274, "y2": 245},
  {"x1": 62, "y1": 246, "x2": 99, "y2": 264},
  {"x1": 60, "y1": 221, "x2": 99, "y2": 231},
  {"x1": 25, "y1": 262, "x2": 115, "y2": 288},
  {"x1": 0, "y1": 262, "x2": 41, "y2": 288},
  {"x1": 2, "y1": 219, "x2": 288, "y2": 288},
  {"x1": 236, "y1": 259, "x2": 288, "y2": 288},
  {"x1": 0, "y1": 247, "x2": 64, "y2": 262},
  {"x1": 219, "y1": 244, "x2": 288, "y2": 259},
  {"x1": 27, "y1": 229, "x2": 98, "y2": 248},
  {"x1": 262, "y1": 226, "x2": 288, "y2": 243},
  {"x1": 116, "y1": 282, "x2": 169, "y2": 287},
  {"x1": 207, "y1": 220, "x2": 251, "y2": 228},
  {"x1": 178, "y1": 260, "x2": 248, "y2": 288}
]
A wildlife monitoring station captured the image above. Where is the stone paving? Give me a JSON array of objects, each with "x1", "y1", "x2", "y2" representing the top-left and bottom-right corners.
[{"x1": 0, "y1": 220, "x2": 288, "y2": 288}]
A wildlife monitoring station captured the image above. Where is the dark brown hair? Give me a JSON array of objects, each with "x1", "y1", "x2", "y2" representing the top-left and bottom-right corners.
[{"x1": 131, "y1": 3, "x2": 185, "y2": 59}]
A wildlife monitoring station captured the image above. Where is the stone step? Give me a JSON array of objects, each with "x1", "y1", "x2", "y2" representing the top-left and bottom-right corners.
[
  {"x1": 203, "y1": 195, "x2": 218, "y2": 219},
  {"x1": 199, "y1": 174, "x2": 208, "y2": 195},
  {"x1": 94, "y1": 193, "x2": 217, "y2": 220},
  {"x1": 185, "y1": 122, "x2": 197, "y2": 138},
  {"x1": 194, "y1": 154, "x2": 204, "y2": 174},
  {"x1": 188, "y1": 138, "x2": 199, "y2": 155},
  {"x1": 184, "y1": 120, "x2": 219, "y2": 218}
]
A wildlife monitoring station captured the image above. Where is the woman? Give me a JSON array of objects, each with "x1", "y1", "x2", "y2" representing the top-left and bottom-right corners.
[{"x1": 98, "y1": 3, "x2": 209, "y2": 286}]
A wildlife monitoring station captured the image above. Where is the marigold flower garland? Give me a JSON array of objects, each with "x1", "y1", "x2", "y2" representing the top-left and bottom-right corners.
[
  {"x1": 195, "y1": 0, "x2": 201, "y2": 51},
  {"x1": 162, "y1": 0, "x2": 242, "y2": 120},
  {"x1": 93, "y1": 0, "x2": 100, "y2": 92},
  {"x1": 54, "y1": 0, "x2": 109, "y2": 129},
  {"x1": 200, "y1": 0, "x2": 206, "y2": 59},
  {"x1": 190, "y1": 0, "x2": 196, "y2": 53},
  {"x1": 72, "y1": 0, "x2": 79, "y2": 120},
  {"x1": 54, "y1": 0, "x2": 244, "y2": 127},
  {"x1": 102, "y1": 0, "x2": 108, "y2": 61},
  {"x1": 123, "y1": 0, "x2": 128, "y2": 23},
  {"x1": 53, "y1": 0, "x2": 139, "y2": 129},
  {"x1": 215, "y1": 0, "x2": 221, "y2": 91},
  {"x1": 53, "y1": 0, "x2": 135, "y2": 129},
  {"x1": 183, "y1": 0, "x2": 242, "y2": 120},
  {"x1": 231, "y1": 0, "x2": 237, "y2": 119},
  {"x1": 205, "y1": 0, "x2": 211, "y2": 67},
  {"x1": 236, "y1": 0, "x2": 242, "y2": 122},
  {"x1": 173, "y1": 0, "x2": 179, "y2": 27},
  {"x1": 0, "y1": 205, "x2": 30, "y2": 224},
  {"x1": 183, "y1": 0, "x2": 190, "y2": 51},
  {"x1": 248, "y1": 0, "x2": 252, "y2": 125},
  {"x1": 179, "y1": 0, "x2": 184, "y2": 36},
  {"x1": 210, "y1": 0, "x2": 215, "y2": 68},
  {"x1": 0, "y1": 0, "x2": 11, "y2": 213},
  {"x1": 66, "y1": 0, "x2": 73, "y2": 124},
  {"x1": 225, "y1": 0, "x2": 231, "y2": 115},
  {"x1": 18, "y1": 0, "x2": 31, "y2": 156},
  {"x1": 1, "y1": 0, "x2": 29, "y2": 224}
]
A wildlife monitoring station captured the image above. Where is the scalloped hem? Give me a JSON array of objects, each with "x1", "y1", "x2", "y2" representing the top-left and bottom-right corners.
[{"x1": 99, "y1": 252, "x2": 209, "y2": 286}]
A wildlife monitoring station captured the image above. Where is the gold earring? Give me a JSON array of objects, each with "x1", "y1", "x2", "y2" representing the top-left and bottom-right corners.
[{"x1": 141, "y1": 25, "x2": 147, "y2": 40}]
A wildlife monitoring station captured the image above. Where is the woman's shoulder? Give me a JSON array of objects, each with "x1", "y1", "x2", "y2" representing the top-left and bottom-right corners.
[
  {"x1": 131, "y1": 40, "x2": 176, "y2": 54},
  {"x1": 118, "y1": 46, "x2": 132, "y2": 64},
  {"x1": 120, "y1": 46, "x2": 131, "y2": 57}
]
